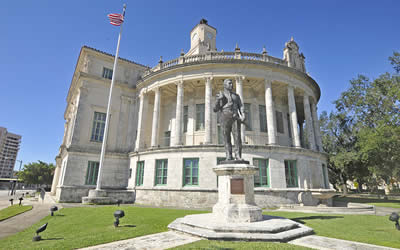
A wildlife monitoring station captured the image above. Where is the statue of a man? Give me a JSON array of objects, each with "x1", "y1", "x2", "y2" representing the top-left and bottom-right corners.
[{"x1": 213, "y1": 79, "x2": 246, "y2": 161}]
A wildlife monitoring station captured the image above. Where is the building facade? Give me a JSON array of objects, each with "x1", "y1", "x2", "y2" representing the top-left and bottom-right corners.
[
  {"x1": 0, "y1": 127, "x2": 21, "y2": 178},
  {"x1": 52, "y1": 20, "x2": 332, "y2": 207}
]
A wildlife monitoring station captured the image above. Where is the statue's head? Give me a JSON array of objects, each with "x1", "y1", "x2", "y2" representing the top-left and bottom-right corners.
[{"x1": 223, "y1": 79, "x2": 233, "y2": 91}]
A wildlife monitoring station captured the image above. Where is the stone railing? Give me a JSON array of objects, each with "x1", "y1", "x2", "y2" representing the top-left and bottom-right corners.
[{"x1": 142, "y1": 51, "x2": 288, "y2": 79}]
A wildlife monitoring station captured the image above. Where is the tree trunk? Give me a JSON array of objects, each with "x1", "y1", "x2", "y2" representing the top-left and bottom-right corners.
[
  {"x1": 357, "y1": 181, "x2": 363, "y2": 193},
  {"x1": 342, "y1": 183, "x2": 348, "y2": 195},
  {"x1": 339, "y1": 174, "x2": 348, "y2": 195}
]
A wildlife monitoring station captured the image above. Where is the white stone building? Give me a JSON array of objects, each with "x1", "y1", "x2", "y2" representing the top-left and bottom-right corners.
[{"x1": 51, "y1": 19, "x2": 332, "y2": 207}]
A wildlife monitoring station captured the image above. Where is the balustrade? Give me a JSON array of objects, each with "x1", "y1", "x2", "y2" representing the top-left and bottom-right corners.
[{"x1": 140, "y1": 51, "x2": 290, "y2": 80}]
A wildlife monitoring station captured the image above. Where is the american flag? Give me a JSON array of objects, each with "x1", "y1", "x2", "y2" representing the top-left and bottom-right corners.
[{"x1": 107, "y1": 13, "x2": 124, "y2": 26}]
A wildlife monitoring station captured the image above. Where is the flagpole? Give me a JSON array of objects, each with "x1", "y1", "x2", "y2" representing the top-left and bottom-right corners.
[{"x1": 96, "y1": 4, "x2": 127, "y2": 191}]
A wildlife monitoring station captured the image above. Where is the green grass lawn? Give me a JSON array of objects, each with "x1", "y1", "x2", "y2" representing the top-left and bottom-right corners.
[
  {"x1": 266, "y1": 211, "x2": 400, "y2": 248},
  {"x1": 0, "y1": 205, "x2": 32, "y2": 221},
  {"x1": 0, "y1": 206, "x2": 205, "y2": 250},
  {"x1": 1, "y1": 206, "x2": 399, "y2": 249},
  {"x1": 334, "y1": 196, "x2": 400, "y2": 208},
  {"x1": 171, "y1": 240, "x2": 312, "y2": 250}
]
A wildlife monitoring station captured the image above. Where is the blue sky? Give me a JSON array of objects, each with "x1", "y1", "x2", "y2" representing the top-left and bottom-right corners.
[{"x1": 1, "y1": 1, "x2": 399, "y2": 168}]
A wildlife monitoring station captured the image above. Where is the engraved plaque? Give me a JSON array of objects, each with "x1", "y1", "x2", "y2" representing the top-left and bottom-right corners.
[{"x1": 231, "y1": 178, "x2": 244, "y2": 194}]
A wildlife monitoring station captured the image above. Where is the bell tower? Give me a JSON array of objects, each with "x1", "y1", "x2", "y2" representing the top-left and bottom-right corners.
[{"x1": 186, "y1": 19, "x2": 217, "y2": 56}]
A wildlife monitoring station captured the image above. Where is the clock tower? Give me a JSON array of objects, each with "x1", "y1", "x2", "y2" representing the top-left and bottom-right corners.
[{"x1": 186, "y1": 19, "x2": 217, "y2": 56}]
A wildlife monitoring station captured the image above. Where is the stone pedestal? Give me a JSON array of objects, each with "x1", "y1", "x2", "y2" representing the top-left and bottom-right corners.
[
  {"x1": 82, "y1": 189, "x2": 117, "y2": 205},
  {"x1": 212, "y1": 163, "x2": 262, "y2": 223},
  {"x1": 168, "y1": 162, "x2": 313, "y2": 241}
]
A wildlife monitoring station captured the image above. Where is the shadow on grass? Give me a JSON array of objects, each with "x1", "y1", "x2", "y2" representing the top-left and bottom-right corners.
[
  {"x1": 41, "y1": 237, "x2": 64, "y2": 241},
  {"x1": 293, "y1": 215, "x2": 343, "y2": 224},
  {"x1": 54, "y1": 214, "x2": 65, "y2": 217},
  {"x1": 121, "y1": 225, "x2": 136, "y2": 228}
]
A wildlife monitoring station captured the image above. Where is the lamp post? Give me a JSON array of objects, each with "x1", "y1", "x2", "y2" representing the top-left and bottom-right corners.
[{"x1": 15, "y1": 160, "x2": 22, "y2": 171}]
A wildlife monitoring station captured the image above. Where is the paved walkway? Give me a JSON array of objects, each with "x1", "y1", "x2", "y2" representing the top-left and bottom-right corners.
[
  {"x1": 289, "y1": 235, "x2": 398, "y2": 250},
  {"x1": 80, "y1": 231, "x2": 201, "y2": 250},
  {"x1": 0, "y1": 191, "x2": 61, "y2": 239},
  {"x1": 77, "y1": 231, "x2": 399, "y2": 250}
]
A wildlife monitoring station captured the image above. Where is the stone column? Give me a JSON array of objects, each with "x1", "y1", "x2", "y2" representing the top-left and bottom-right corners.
[
  {"x1": 265, "y1": 79, "x2": 277, "y2": 145},
  {"x1": 135, "y1": 90, "x2": 147, "y2": 151},
  {"x1": 151, "y1": 87, "x2": 161, "y2": 148},
  {"x1": 175, "y1": 81, "x2": 184, "y2": 146},
  {"x1": 287, "y1": 86, "x2": 301, "y2": 147},
  {"x1": 50, "y1": 157, "x2": 62, "y2": 195},
  {"x1": 235, "y1": 76, "x2": 245, "y2": 143},
  {"x1": 204, "y1": 77, "x2": 213, "y2": 144},
  {"x1": 311, "y1": 101, "x2": 323, "y2": 152},
  {"x1": 303, "y1": 95, "x2": 316, "y2": 150}
]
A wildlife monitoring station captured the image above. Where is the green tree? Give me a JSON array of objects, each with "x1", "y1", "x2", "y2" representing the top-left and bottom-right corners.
[
  {"x1": 17, "y1": 161, "x2": 55, "y2": 188},
  {"x1": 319, "y1": 111, "x2": 368, "y2": 194},
  {"x1": 321, "y1": 51, "x2": 400, "y2": 194}
]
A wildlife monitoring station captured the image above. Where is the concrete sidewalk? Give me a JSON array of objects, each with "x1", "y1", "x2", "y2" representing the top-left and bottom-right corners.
[
  {"x1": 289, "y1": 235, "x2": 398, "y2": 250},
  {"x1": 78, "y1": 231, "x2": 399, "y2": 250}
]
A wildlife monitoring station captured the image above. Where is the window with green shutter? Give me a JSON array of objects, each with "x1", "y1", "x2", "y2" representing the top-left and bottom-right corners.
[
  {"x1": 285, "y1": 160, "x2": 298, "y2": 188},
  {"x1": 85, "y1": 161, "x2": 99, "y2": 185},
  {"x1": 183, "y1": 158, "x2": 199, "y2": 186},
  {"x1": 90, "y1": 112, "x2": 106, "y2": 142},
  {"x1": 155, "y1": 159, "x2": 168, "y2": 185},
  {"x1": 136, "y1": 161, "x2": 144, "y2": 186},
  {"x1": 253, "y1": 158, "x2": 269, "y2": 187}
]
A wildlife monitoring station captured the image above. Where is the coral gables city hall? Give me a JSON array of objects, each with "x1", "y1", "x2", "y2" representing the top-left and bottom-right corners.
[{"x1": 51, "y1": 19, "x2": 332, "y2": 208}]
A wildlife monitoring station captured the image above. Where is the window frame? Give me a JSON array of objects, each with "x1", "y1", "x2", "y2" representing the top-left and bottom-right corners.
[
  {"x1": 164, "y1": 131, "x2": 171, "y2": 147},
  {"x1": 102, "y1": 67, "x2": 113, "y2": 79},
  {"x1": 259, "y1": 105, "x2": 267, "y2": 133},
  {"x1": 183, "y1": 158, "x2": 200, "y2": 186},
  {"x1": 85, "y1": 161, "x2": 99, "y2": 185},
  {"x1": 285, "y1": 160, "x2": 298, "y2": 188},
  {"x1": 196, "y1": 103, "x2": 205, "y2": 131},
  {"x1": 154, "y1": 159, "x2": 168, "y2": 186},
  {"x1": 90, "y1": 112, "x2": 106, "y2": 142},
  {"x1": 136, "y1": 161, "x2": 145, "y2": 186},
  {"x1": 253, "y1": 158, "x2": 269, "y2": 187}
]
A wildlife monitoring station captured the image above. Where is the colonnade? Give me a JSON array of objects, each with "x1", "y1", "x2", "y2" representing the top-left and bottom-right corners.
[{"x1": 135, "y1": 77, "x2": 323, "y2": 152}]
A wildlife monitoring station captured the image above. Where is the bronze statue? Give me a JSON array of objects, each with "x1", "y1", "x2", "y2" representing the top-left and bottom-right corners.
[{"x1": 213, "y1": 79, "x2": 246, "y2": 162}]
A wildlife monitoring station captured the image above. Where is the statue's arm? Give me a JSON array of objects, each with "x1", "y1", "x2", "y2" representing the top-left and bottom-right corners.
[
  {"x1": 213, "y1": 92, "x2": 223, "y2": 112},
  {"x1": 238, "y1": 95, "x2": 245, "y2": 121}
]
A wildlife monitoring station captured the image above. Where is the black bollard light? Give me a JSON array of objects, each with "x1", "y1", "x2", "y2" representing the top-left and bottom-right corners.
[
  {"x1": 9, "y1": 198, "x2": 13, "y2": 206},
  {"x1": 50, "y1": 206, "x2": 58, "y2": 216},
  {"x1": 389, "y1": 212, "x2": 400, "y2": 230},
  {"x1": 33, "y1": 223, "x2": 48, "y2": 241},
  {"x1": 18, "y1": 197, "x2": 23, "y2": 206},
  {"x1": 113, "y1": 210, "x2": 125, "y2": 227}
]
